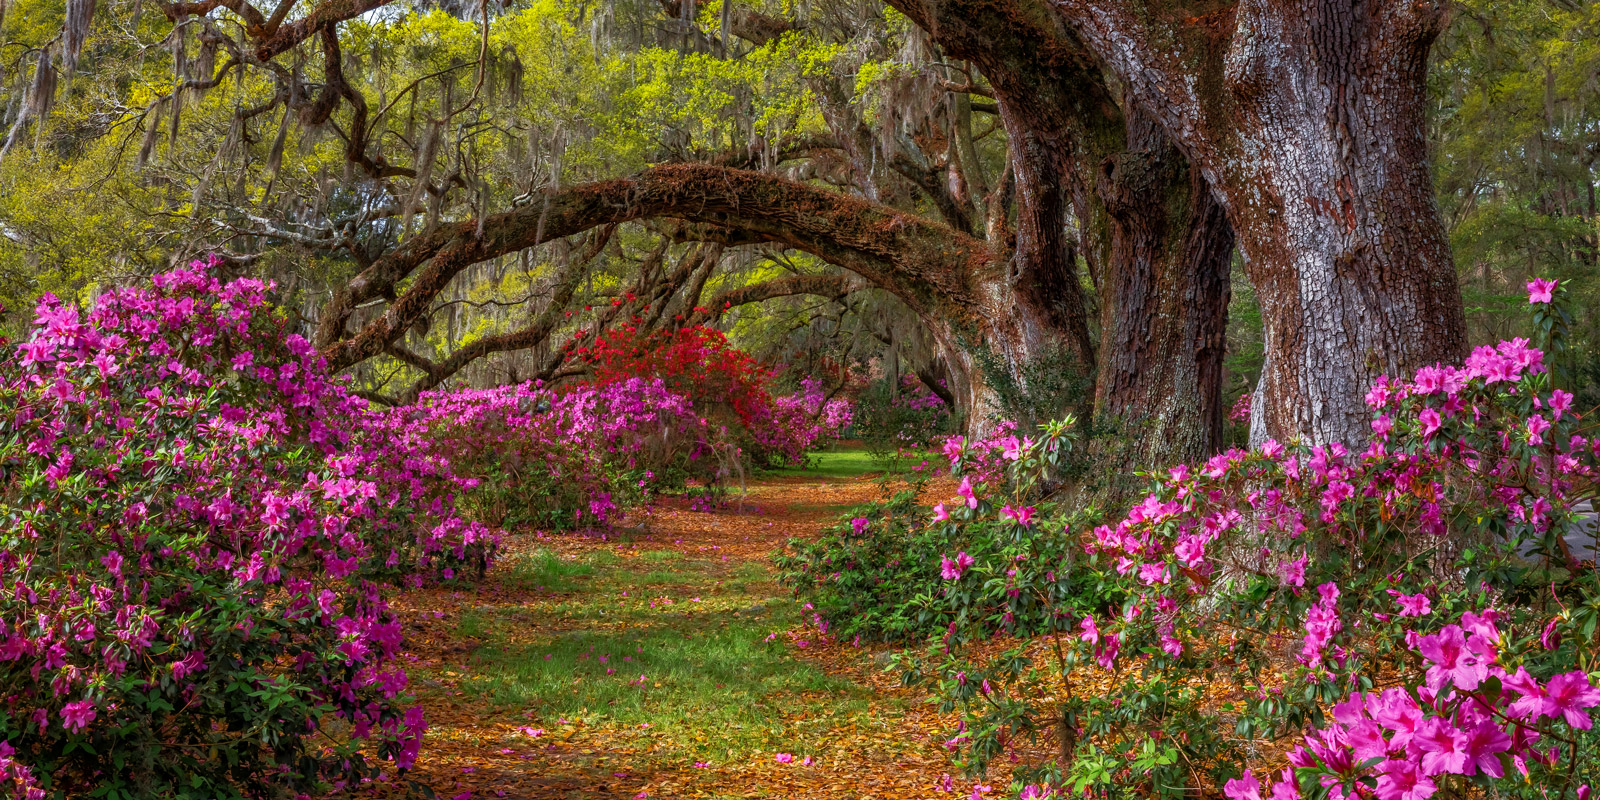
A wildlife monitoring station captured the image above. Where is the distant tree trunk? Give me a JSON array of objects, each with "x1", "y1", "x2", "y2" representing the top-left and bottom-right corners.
[
  {"x1": 894, "y1": 0, "x2": 1235, "y2": 457},
  {"x1": 1057, "y1": 0, "x2": 1468, "y2": 446},
  {"x1": 1093, "y1": 109, "x2": 1234, "y2": 465}
]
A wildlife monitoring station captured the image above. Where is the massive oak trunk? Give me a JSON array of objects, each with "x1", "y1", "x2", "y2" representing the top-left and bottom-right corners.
[
  {"x1": 894, "y1": 0, "x2": 1234, "y2": 458},
  {"x1": 1093, "y1": 109, "x2": 1234, "y2": 464},
  {"x1": 1056, "y1": 0, "x2": 1468, "y2": 446}
]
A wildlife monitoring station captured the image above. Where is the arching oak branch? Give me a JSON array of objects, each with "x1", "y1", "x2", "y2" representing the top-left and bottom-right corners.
[
  {"x1": 689, "y1": 273, "x2": 867, "y2": 325},
  {"x1": 316, "y1": 163, "x2": 997, "y2": 372}
]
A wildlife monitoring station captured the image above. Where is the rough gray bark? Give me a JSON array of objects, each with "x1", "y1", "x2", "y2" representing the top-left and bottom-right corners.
[
  {"x1": 893, "y1": 0, "x2": 1235, "y2": 456},
  {"x1": 1055, "y1": 0, "x2": 1468, "y2": 446}
]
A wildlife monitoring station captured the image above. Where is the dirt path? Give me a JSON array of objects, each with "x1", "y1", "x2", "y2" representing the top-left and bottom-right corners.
[{"x1": 349, "y1": 470, "x2": 988, "y2": 800}]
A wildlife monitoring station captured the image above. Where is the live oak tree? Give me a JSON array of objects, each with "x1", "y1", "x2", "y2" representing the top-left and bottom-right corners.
[
  {"x1": 1049, "y1": 0, "x2": 1470, "y2": 446},
  {"x1": 0, "y1": 0, "x2": 1482, "y2": 460}
]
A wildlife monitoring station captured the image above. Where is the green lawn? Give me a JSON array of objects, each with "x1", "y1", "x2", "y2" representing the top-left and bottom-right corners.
[
  {"x1": 789, "y1": 449, "x2": 880, "y2": 478},
  {"x1": 434, "y1": 547, "x2": 880, "y2": 761},
  {"x1": 777, "y1": 447, "x2": 941, "y2": 479}
]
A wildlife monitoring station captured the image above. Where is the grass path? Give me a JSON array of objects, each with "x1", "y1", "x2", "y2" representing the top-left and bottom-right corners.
[{"x1": 354, "y1": 455, "x2": 977, "y2": 800}]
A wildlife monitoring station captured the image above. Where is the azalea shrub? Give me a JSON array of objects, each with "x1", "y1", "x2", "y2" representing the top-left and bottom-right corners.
[
  {"x1": 872, "y1": 283, "x2": 1600, "y2": 800},
  {"x1": 777, "y1": 486, "x2": 954, "y2": 641},
  {"x1": 851, "y1": 372, "x2": 956, "y2": 468},
  {"x1": 576, "y1": 325, "x2": 851, "y2": 466},
  {"x1": 777, "y1": 421, "x2": 1111, "y2": 643},
  {"x1": 0, "y1": 264, "x2": 492, "y2": 797},
  {"x1": 397, "y1": 377, "x2": 708, "y2": 530},
  {"x1": 398, "y1": 375, "x2": 849, "y2": 531}
]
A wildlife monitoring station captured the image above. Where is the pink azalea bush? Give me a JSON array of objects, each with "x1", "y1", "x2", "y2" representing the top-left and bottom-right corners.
[
  {"x1": 389, "y1": 376, "x2": 706, "y2": 530},
  {"x1": 397, "y1": 374, "x2": 849, "y2": 530},
  {"x1": 0, "y1": 263, "x2": 498, "y2": 796},
  {"x1": 777, "y1": 418, "x2": 1105, "y2": 643},
  {"x1": 756, "y1": 377, "x2": 854, "y2": 464},
  {"x1": 852, "y1": 372, "x2": 955, "y2": 468},
  {"x1": 886, "y1": 325, "x2": 1599, "y2": 798}
]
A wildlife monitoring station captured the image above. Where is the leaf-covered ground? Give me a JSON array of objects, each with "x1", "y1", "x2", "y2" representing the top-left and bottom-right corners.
[{"x1": 347, "y1": 455, "x2": 1003, "y2": 799}]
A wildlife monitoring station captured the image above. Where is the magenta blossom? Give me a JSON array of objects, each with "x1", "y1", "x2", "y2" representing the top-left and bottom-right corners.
[
  {"x1": 1224, "y1": 770, "x2": 1261, "y2": 800},
  {"x1": 1541, "y1": 672, "x2": 1600, "y2": 729},
  {"x1": 1390, "y1": 591, "x2": 1430, "y2": 617},
  {"x1": 941, "y1": 551, "x2": 975, "y2": 580},
  {"x1": 956, "y1": 476, "x2": 978, "y2": 509},
  {"x1": 1279, "y1": 556, "x2": 1306, "y2": 588},
  {"x1": 1000, "y1": 504, "x2": 1036, "y2": 527},
  {"x1": 1375, "y1": 759, "x2": 1436, "y2": 800},
  {"x1": 60, "y1": 700, "x2": 96, "y2": 734},
  {"x1": 1527, "y1": 277, "x2": 1557, "y2": 304},
  {"x1": 1415, "y1": 625, "x2": 1488, "y2": 691},
  {"x1": 1079, "y1": 616, "x2": 1099, "y2": 646},
  {"x1": 1418, "y1": 407, "x2": 1443, "y2": 438}
]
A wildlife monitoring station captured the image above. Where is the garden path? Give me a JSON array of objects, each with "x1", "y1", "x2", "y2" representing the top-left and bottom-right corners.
[{"x1": 348, "y1": 459, "x2": 996, "y2": 800}]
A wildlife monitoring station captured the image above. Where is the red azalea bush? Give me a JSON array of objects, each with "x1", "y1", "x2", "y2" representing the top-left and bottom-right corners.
[
  {"x1": 576, "y1": 325, "x2": 850, "y2": 466},
  {"x1": 867, "y1": 284, "x2": 1600, "y2": 799},
  {"x1": 581, "y1": 325, "x2": 770, "y2": 420},
  {"x1": 0, "y1": 263, "x2": 493, "y2": 797}
]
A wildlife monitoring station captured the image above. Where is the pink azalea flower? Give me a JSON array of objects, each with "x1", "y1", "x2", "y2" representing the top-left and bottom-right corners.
[
  {"x1": 1501, "y1": 666, "x2": 1546, "y2": 720},
  {"x1": 1372, "y1": 413, "x2": 1393, "y2": 438},
  {"x1": 1541, "y1": 618, "x2": 1562, "y2": 650},
  {"x1": 942, "y1": 436, "x2": 964, "y2": 462},
  {"x1": 59, "y1": 700, "x2": 96, "y2": 734},
  {"x1": 774, "y1": 753, "x2": 793, "y2": 763},
  {"x1": 1174, "y1": 534, "x2": 1207, "y2": 567},
  {"x1": 1000, "y1": 504, "x2": 1036, "y2": 527},
  {"x1": 1391, "y1": 591, "x2": 1430, "y2": 617},
  {"x1": 1279, "y1": 556, "x2": 1306, "y2": 588},
  {"x1": 1549, "y1": 389, "x2": 1574, "y2": 419},
  {"x1": 1224, "y1": 770, "x2": 1261, "y2": 800},
  {"x1": 1268, "y1": 770, "x2": 1300, "y2": 800},
  {"x1": 1095, "y1": 634, "x2": 1120, "y2": 670},
  {"x1": 850, "y1": 517, "x2": 868, "y2": 535},
  {"x1": 1079, "y1": 616, "x2": 1099, "y2": 646},
  {"x1": 1138, "y1": 562, "x2": 1169, "y2": 585},
  {"x1": 940, "y1": 552, "x2": 973, "y2": 580},
  {"x1": 1527, "y1": 415, "x2": 1551, "y2": 446},
  {"x1": 1372, "y1": 688, "x2": 1424, "y2": 749},
  {"x1": 1346, "y1": 719, "x2": 1388, "y2": 762},
  {"x1": 1415, "y1": 625, "x2": 1487, "y2": 691},
  {"x1": 932, "y1": 503, "x2": 949, "y2": 522},
  {"x1": 1001, "y1": 436, "x2": 1024, "y2": 461},
  {"x1": 956, "y1": 476, "x2": 978, "y2": 509},
  {"x1": 1375, "y1": 759, "x2": 1437, "y2": 800},
  {"x1": 1418, "y1": 407, "x2": 1442, "y2": 438},
  {"x1": 1527, "y1": 277, "x2": 1557, "y2": 304},
  {"x1": 1541, "y1": 671, "x2": 1600, "y2": 729},
  {"x1": 1414, "y1": 718, "x2": 1468, "y2": 776},
  {"x1": 1459, "y1": 722, "x2": 1511, "y2": 777}
]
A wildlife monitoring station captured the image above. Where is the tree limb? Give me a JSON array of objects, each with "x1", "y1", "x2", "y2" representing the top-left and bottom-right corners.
[
  {"x1": 315, "y1": 164, "x2": 996, "y2": 372},
  {"x1": 690, "y1": 273, "x2": 866, "y2": 325}
]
